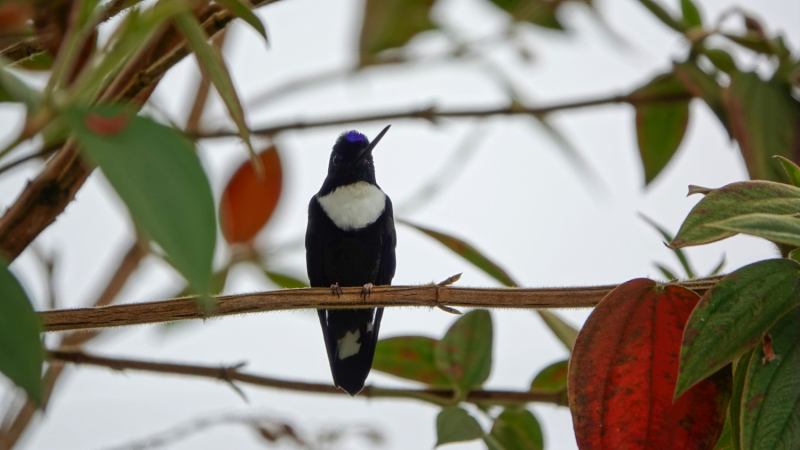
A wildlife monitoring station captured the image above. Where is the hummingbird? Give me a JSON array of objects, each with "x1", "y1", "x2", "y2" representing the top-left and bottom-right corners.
[{"x1": 305, "y1": 125, "x2": 396, "y2": 396}]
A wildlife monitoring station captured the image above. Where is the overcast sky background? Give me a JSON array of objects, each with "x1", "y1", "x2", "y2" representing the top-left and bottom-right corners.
[{"x1": 1, "y1": 0, "x2": 799, "y2": 449}]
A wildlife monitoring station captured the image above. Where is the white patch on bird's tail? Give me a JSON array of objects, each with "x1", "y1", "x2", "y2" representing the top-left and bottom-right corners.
[
  {"x1": 337, "y1": 329, "x2": 362, "y2": 359},
  {"x1": 318, "y1": 181, "x2": 385, "y2": 230}
]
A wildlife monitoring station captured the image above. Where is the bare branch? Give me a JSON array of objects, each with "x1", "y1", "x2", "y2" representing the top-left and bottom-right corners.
[
  {"x1": 39, "y1": 278, "x2": 720, "y2": 333},
  {"x1": 49, "y1": 350, "x2": 563, "y2": 406},
  {"x1": 196, "y1": 91, "x2": 693, "y2": 139}
]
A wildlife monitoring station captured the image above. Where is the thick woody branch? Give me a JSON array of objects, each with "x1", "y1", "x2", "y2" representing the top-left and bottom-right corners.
[
  {"x1": 39, "y1": 278, "x2": 720, "y2": 333},
  {"x1": 196, "y1": 92, "x2": 694, "y2": 139},
  {"x1": 48, "y1": 350, "x2": 563, "y2": 406}
]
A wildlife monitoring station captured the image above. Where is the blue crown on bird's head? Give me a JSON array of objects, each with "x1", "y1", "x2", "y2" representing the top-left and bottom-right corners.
[{"x1": 333, "y1": 130, "x2": 369, "y2": 159}]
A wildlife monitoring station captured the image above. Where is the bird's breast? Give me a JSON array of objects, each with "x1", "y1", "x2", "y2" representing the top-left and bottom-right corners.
[{"x1": 317, "y1": 181, "x2": 386, "y2": 230}]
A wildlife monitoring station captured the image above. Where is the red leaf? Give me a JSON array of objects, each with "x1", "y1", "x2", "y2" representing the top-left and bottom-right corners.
[
  {"x1": 84, "y1": 112, "x2": 130, "y2": 136},
  {"x1": 569, "y1": 279, "x2": 731, "y2": 450},
  {"x1": 219, "y1": 146, "x2": 283, "y2": 244}
]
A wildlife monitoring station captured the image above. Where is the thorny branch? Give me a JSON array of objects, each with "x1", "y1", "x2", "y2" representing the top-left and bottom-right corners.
[
  {"x1": 39, "y1": 277, "x2": 721, "y2": 333},
  {"x1": 49, "y1": 350, "x2": 565, "y2": 407}
]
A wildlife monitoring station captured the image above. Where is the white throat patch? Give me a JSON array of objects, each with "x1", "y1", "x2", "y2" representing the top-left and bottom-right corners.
[
  {"x1": 318, "y1": 181, "x2": 386, "y2": 230},
  {"x1": 337, "y1": 329, "x2": 361, "y2": 360}
]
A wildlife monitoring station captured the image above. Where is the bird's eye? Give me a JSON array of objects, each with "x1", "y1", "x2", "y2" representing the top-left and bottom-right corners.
[{"x1": 332, "y1": 155, "x2": 340, "y2": 165}]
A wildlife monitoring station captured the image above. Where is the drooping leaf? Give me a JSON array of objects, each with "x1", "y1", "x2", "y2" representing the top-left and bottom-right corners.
[
  {"x1": 373, "y1": 336, "x2": 451, "y2": 387},
  {"x1": 359, "y1": 0, "x2": 436, "y2": 66},
  {"x1": 174, "y1": 11, "x2": 256, "y2": 162},
  {"x1": 401, "y1": 221, "x2": 516, "y2": 287},
  {"x1": 68, "y1": 106, "x2": 216, "y2": 296},
  {"x1": 670, "y1": 181, "x2": 800, "y2": 248},
  {"x1": 675, "y1": 259, "x2": 800, "y2": 398},
  {"x1": 629, "y1": 73, "x2": 691, "y2": 184},
  {"x1": 530, "y1": 359, "x2": 568, "y2": 394},
  {"x1": 707, "y1": 213, "x2": 800, "y2": 247},
  {"x1": 635, "y1": 101, "x2": 689, "y2": 185},
  {"x1": 536, "y1": 311, "x2": 577, "y2": 351},
  {"x1": 219, "y1": 146, "x2": 282, "y2": 244},
  {"x1": 435, "y1": 310, "x2": 493, "y2": 398},
  {"x1": 635, "y1": 0, "x2": 686, "y2": 32},
  {"x1": 569, "y1": 279, "x2": 731, "y2": 450},
  {"x1": 264, "y1": 271, "x2": 308, "y2": 289},
  {"x1": 487, "y1": 408, "x2": 544, "y2": 450},
  {"x1": 730, "y1": 350, "x2": 755, "y2": 450},
  {"x1": 215, "y1": 0, "x2": 268, "y2": 42},
  {"x1": 723, "y1": 71, "x2": 800, "y2": 183},
  {"x1": 740, "y1": 307, "x2": 800, "y2": 450},
  {"x1": 490, "y1": 0, "x2": 565, "y2": 31},
  {"x1": 656, "y1": 264, "x2": 678, "y2": 281},
  {"x1": 680, "y1": 0, "x2": 702, "y2": 28},
  {"x1": 774, "y1": 156, "x2": 800, "y2": 187},
  {"x1": 12, "y1": 51, "x2": 54, "y2": 71},
  {"x1": 436, "y1": 406, "x2": 484, "y2": 446},
  {"x1": 0, "y1": 261, "x2": 43, "y2": 405}
]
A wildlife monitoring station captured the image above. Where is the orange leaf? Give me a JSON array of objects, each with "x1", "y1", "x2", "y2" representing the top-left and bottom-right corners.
[{"x1": 219, "y1": 146, "x2": 282, "y2": 243}]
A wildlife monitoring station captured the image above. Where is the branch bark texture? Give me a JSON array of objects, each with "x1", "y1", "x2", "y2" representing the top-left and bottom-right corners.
[
  {"x1": 40, "y1": 278, "x2": 720, "y2": 333},
  {"x1": 49, "y1": 350, "x2": 563, "y2": 405}
]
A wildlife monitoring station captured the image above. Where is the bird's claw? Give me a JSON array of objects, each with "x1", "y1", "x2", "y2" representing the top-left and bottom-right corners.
[
  {"x1": 360, "y1": 283, "x2": 374, "y2": 299},
  {"x1": 330, "y1": 282, "x2": 343, "y2": 298}
]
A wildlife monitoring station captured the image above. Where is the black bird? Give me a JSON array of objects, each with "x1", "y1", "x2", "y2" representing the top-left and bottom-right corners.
[{"x1": 306, "y1": 125, "x2": 396, "y2": 396}]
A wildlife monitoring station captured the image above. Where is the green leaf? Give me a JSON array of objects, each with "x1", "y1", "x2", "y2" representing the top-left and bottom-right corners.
[
  {"x1": 635, "y1": 101, "x2": 689, "y2": 184},
  {"x1": 215, "y1": 0, "x2": 268, "y2": 42},
  {"x1": 373, "y1": 336, "x2": 451, "y2": 387},
  {"x1": 707, "y1": 213, "x2": 800, "y2": 247},
  {"x1": 0, "y1": 64, "x2": 40, "y2": 109},
  {"x1": 400, "y1": 220, "x2": 516, "y2": 287},
  {"x1": 680, "y1": 0, "x2": 702, "y2": 28},
  {"x1": 0, "y1": 260, "x2": 43, "y2": 405},
  {"x1": 635, "y1": 0, "x2": 686, "y2": 32},
  {"x1": 656, "y1": 263, "x2": 678, "y2": 281},
  {"x1": 264, "y1": 271, "x2": 308, "y2": 289},
  {"x1": 724, "y1": 71, "x2": 800, "y2": 183},
  {"x1": 490, "y1": 0, "x2": 565, "y2": 31},
  {"x1": 536, "y1": 311, "x2": 577, "y2": 351},
  {"x1": 640, "y1": 214, "x2": 695, "y2": 278},
  {"x1": 435, "y1": 310, "x2": 493, "y2": 398},
  {"x1": 68, "y1": 106, "x2": 216, "y2": 296},
  {"x1": 713, "y1": 415, "x2": 734, "y2": 450},
  {"x1": 676, "y1": 259, "x2": 800, "y2": 398},
  {"x1": 774, "y1": 156, "x2": 800, "y2": 187},
  {"x1": 530, "y1": 359, "x2": 568, "y2": 394},
  {"x1": 436, "y1": 406, "x2": 484, "y2": 446},
  {"x1": 12, "y1": 51, "x2": 54, "y2": 71},
  {"x1": 359, "y1": 0, "x2": 436, "y2": 66},
  {"x1": 730, "y1": 349, "x2": 754, "y2": 450},
  {"x1": 670, "y1": 181, "x2": 800, "y2": 248},
  {"x1": 488, "y1": 408, "x2": 544, "y2": 450},
  {"x1": 174, "y1": 11, "x2": 255, "y2": 163},
  {"x1": 704, "y1": 49, "x2": 737, "y2": 74},
  {"x1": 741, "y1": 307, "x2": 800, "y2": 450}
]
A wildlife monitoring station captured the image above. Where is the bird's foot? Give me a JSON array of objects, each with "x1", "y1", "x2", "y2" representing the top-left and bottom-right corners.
[
  {"x1": 360, "y1": 282, "x2": 374, "y2": 299},
  {"x1": 330, "y1": 282, "x2": 343, "y2": 297}
]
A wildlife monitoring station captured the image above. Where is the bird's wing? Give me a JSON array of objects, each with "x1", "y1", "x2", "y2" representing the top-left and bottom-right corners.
[
  {"x1": 306, "y1": 197, "x2": 337, "y2": 367},
  {"x1": 376, "y1": 196, "x2": 397, "y2": 286}
]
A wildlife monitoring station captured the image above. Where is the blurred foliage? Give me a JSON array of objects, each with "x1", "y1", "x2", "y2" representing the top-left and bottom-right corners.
[{"x1": 0, "y1": 0, "x2": 798, "y2": 449}]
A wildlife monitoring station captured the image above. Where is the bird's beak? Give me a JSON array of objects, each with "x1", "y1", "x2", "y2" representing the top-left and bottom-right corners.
[{"x1": 359, "y1": 124, "x2": 391, "y2": 159}]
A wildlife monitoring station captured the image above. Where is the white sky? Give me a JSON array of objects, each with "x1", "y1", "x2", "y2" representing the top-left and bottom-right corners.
[{"x1": 1, "y1": 0, "x2": 798, "y2": 449}]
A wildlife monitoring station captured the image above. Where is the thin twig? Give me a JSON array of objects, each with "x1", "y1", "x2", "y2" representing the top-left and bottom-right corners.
[
  {"x1": 39, "y1": 277, "x2": 721, "y2": 333},
  {"x1": 48, "y1": 350, "x2": 562, "y2": 406},
  {"x1": 195, "y1": 91, "x2": 693, "y2": 139}
]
